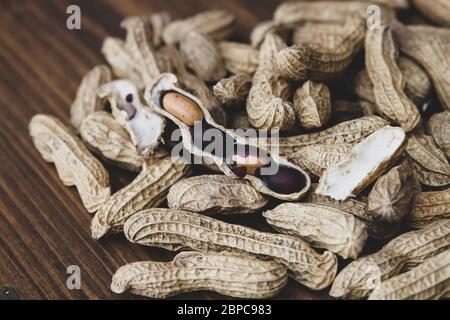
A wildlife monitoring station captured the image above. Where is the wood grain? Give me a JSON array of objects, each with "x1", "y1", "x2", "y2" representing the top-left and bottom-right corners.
[{"x1": 0, "y1": 0, "x2": 331, "y2": 300}]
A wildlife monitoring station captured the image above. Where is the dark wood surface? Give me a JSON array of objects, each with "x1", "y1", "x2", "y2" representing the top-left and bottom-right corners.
[{"x1": 0, "y1": 0, "x2": 331, "y2": 300}]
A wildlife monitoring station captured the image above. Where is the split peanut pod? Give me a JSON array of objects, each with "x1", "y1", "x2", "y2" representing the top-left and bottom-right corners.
[
  {"x1": 316, "y1": 126, "x2": 406, "y2": 201},
  {"x1": 330, "y1": 219, "x2": 450, "y2": 299},
  {"x1": 29, "y1": 115, "x2": 110, "y2": 213},
  {"x1": 124, "y1": 208, "x2": 338, "y2": 290},
  {"x1": 98, "y1": 80, "x2": 166, "y2": 156},
  {"x1": 111, "y1": 251, "x2": 288, "y2": 299},
  {"x1": 144, "y1": 73, "x2": 311, "y2": 201}
]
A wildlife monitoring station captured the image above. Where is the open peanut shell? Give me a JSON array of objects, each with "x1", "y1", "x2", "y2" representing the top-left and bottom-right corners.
[
  {"x1": 98, "y1": 80, "x2": 166, "y2": 156},
  {"x1": 144, "y1": 73, "x2": 311, "y2": 201}
]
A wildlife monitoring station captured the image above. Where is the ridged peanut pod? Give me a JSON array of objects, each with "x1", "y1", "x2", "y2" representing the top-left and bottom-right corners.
[
  {"x1": 29, "y1": 115, "x2": 110, "y2": 213},
  {"x1": 247, "y1": 33, "x2": 295, "y2": 130},
  {"x1": 111, "y1": 251, "x2": 288, "y2": 299},
  {"x1": 330, "y1": 219, "x2": 450, "y2": 299},
  {"x1": 356, "y1": 57, "x2": 432, "y2": 107},
  {"x1": 180, "y1": 31, "x2": 226, "y2": 82},
  {"x1": 101, "y1": 37, "x2": 143, "y2": 86},
  {"x1": 276, "y1": 17, "x2": 366, "y2": 80},
  {"x1": 163, "y1": 10, "x2": 235, "y2": 45},
  {"x1": 219, "y1": 42, "x2": 259, "y2": 75},
  {"x1": 316, "y1": 126, "x2": 406, "y2": 201},
  {"x1": 70, "y1": 65, "x2": 112, "y2": 130},
  {"x1": 213, "y1": 74, "x2": 252, "y2": 107},
  {"x1": 397, "y1": 57, "x2": 432, "y2": 106},
  {"x1": 427, "y1": 112, "x2": 450, "y2": 158},
  {"x1": 250, "y1": 20, "x2": 281, "y2": 48},
  {"x1": 412, "y1": 0, "x2": 450, "y2": 27},
  {"x1": 253, "y1": 116, "x2": 389, "y2": 155},
  {"x1": 80, "y1": 112, "x2": 144, "y2": 172},
  {"x1": 274, "y1": 1, "x2": 395, "y2": 26},
  {"x1": 392, "y1": 21, "x2": 450, "y2": 111},
  {"x1": 121, "y1": 16, "x2": 161, "y2": 85},
  {"x1": 167, "y1": 175, "x2": 268, "y2": 215},
  {"x1": 288, "y1": 143, "x2": 352, "y2": 177},
  {"x1": 294, "y1": 81, "x2": 332, "y2": 129},
  {"x1": 90, "y1": 156, "x2": 190, "y2": 239},
  {"x1": 368, "y1": 250, "x2": 450, "y2": 300},
  {"x1": 367, "y1": 161, "x2": 421, "y2": 224},
  {"x1": 406, "y1": 133, "x2": 450, "y2": 187},
  {"x1": 306, "y1": 192, "x2": 402, "y2": 240},
  {"x1": 408, "y1": 25, "x2": 450, "y2": 42},
  {"x1": 124, "y1": 209, "x2": 338, "y2": 290},
  {"x1": 293, "y1": 22, "x2": 346, "y2": 46},
  {"x1": 263, "y1": 203, "x2": 368, "y2": 259},
  {"x1": 365, "y1": 25, "x2": 421, "y2": 132},
  {"x1": 123, "y1": 12, "x2": 171, "y2": 48},
  {"x1": 409, "y1": 188, "x2": 450, "y2": 229}
]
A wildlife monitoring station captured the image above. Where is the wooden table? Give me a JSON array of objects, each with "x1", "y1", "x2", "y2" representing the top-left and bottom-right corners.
[{"x1": 0, "y1": 0, "x2": 329, "y2": 300}]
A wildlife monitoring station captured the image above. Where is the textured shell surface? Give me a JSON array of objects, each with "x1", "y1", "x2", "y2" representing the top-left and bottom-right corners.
[
  {"x1": 275, "y1": 17, "x2": 366, "y2": 80},
  {"x1": 288, "y1": 143, "x2": 352, "y2": 177},
  {"x1": 101, "y1": 37, "x2": 143, "y2": 86},
  {"x1": 80, "y1": 112, "x2": 144, "y2": 172},
  {"x1": 29, "y1": 115, "x2": 110, "y2": 213},
  {"x1": 293, "y1": 80, "x2": 332, "y2": 129},
  {"x1": 406, "y1": 133, "x2": 450, "y2": 187},
  {"x1": 213, "y1": 74, "x2": 252, "y2": 107},
  {"x1": 409, "y1": 188, "x2": 450, "y2": 228},
  {"x1": 90, "y1": 156, "x2": 190, "y2": 239},
  {"x1": 368, "y1": 250, "x2": 450, "y2": 300},
  {"x1": 427, "y1": 112, "x2": 450, "y2": 158},
  {"x1": 111, "y1": 251, "x2": 288, "y2": 299},
  {"x1": 398, "y1": 57, "x2": 432, "y2": 106},
  {"x1": 330, "y1": 219, "x2": 450, "y2": 299},
  {"x1": 120, "y1": 15, "x2": 161, "y2": 86},
  {"x1": 246, "y1": 33, "x2": 296, "y2": 131},
  {"x1": 263, "y1": 203, "x2": 368, "y2": 259},
  {"x1": 250, "y1": 20, "x2": 281, "y2": 48},
  {"x1": 392, "y1": 21, "x2": 450, "y2": 111},
  {"x1": 163, "y1": 10, "x2": 235, "y2": 45},
  {"x1": 252, "y1": 116, "x2": 389, "y2": 155},
  {"x1": 124, "y1": 208, "x2": 338, "y2": 290},
  {"x1": 70, "y1": 65, "x2": 112, "y2": 130},
  {"x1": 367, "y1": 161, "x2": 420, "y2": 224},
  {"x1": 145, "y1": 73, "x2": 311, "y2": 201},
  {"x1": 316, "y1": 126, "x2": 406, "y2": 201},
  {"x1": 365, "y1": 25, "x2": 421, "y2": 132},
  {"x1": 274, "y1": 1, "x2": 395, "y2": 26},
  {"x1": 167, "y1": 175, "x2": 268, "y2": 214},
  {"x1": 219, "y1": 41, "x2": 260, "y2": 75},
  {"x1": 180, "y1": 31, "x2": 226, "y2": 82}
]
